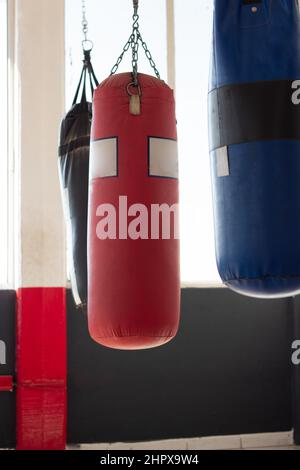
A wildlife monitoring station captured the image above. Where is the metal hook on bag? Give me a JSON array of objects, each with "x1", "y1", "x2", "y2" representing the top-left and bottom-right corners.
[
  {"x1": 81, "y1": 0, "x2": 94, "y2": 53},
  {"x1": 127, "y1": 81, "x2": 142, "y2": 116},
  {"x1": 126, "y1": 81, "x2": 142, "y2": 98}
]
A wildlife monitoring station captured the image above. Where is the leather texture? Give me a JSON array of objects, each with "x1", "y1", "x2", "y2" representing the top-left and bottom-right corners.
[
  {"x1": 209, "y1": 79, "x2": 300, "y2": 150},
  {"x1": 88, "y1": 73, "x2": 180, "y2": 350},
  {"x1": 58, "y1": 51, "x2": 98, "y2": 309},
  {"x1": 209, "y1": 0, "x2": 300, "y2": 298},
  {"x1": 59, "y1": 102, "x2": 91, "y2": 308}
]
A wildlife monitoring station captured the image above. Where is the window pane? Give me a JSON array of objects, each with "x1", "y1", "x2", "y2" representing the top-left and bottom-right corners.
[
  {"x1": 65, "y1": 0, "x2": 220, "y2": 285},
  {"x1": 65, "y1": 0, "x2": 167, "y2": 107},
  {"x1": 65, "y1": 0, "x2": 167, "y2": 281},
  {"x1": 175, "y1": 0, "x2": 220, "y2": 284},
  {"x1": 0, "y1": 0, "x2": 8, "y2": 287}
]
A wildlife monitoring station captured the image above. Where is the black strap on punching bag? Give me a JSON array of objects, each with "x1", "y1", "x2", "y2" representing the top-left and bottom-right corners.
[
  {"x1": 208, "y1": 79, "x2": 300, "y2": 152},
  {"x1": 58, "y1": 47, "x2": 98, "y2": 309}
]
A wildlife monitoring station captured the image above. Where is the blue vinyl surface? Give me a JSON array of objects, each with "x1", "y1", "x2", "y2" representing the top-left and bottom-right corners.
[{"x1": 209, "y1": 0, "x2": 300, "y2": 297}]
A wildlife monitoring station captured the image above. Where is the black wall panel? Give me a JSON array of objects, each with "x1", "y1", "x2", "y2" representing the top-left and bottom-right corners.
[
  {"x1": 67, "y1": 288, "x2": 293, "y2": 444},
  {"x1": 0, "y1": 287, "x2": 295, "y2": 447},
  {"x1": 0, "y1": 291, "x2": 16, "y2": 449}
]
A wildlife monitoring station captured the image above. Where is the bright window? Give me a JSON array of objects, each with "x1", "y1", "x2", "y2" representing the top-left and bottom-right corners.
[
  {"x1": 175, "y1": 0, "x2": 219, "y2": 284},
  {"x1": 65, "y1": 0, "x2": 167, "y2": 106},
  {"x1": 0, "y1": 0, "x2": 10, "y2": 287},
  {"x1": 65, "y1": 0, "x2": 221, "y2": 285}
]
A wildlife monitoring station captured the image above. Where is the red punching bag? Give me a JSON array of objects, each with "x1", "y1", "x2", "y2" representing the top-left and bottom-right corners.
[{"x1": 88, "y1": 72, "x2": 180, "y2": 350}]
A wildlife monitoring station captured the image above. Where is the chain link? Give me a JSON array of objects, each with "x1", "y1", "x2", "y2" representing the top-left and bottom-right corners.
[
  {"x1": 110, "y1": 1, "x2": 161, "y2": 82},
  {"x1": 81, "y1": 0, "x2": 88, "y2": 42},
  {"x1": 138, "y1": 32, "x2": 161, "y2": 80},
  {"x1": 110, "y1": 35, "x2": 132, "y2": 76},
  {"x1": 131, "y1": 12, "x2": 140, "y2": 84}
]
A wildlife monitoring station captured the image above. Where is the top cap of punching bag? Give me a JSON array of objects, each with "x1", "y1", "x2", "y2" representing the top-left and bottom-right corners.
[
  {"x1": 211, "y1": 0, "x2": 300, "y2": 89},
  {"x1": 94, "y1": 72, "x2": 175, "y2": 102}
]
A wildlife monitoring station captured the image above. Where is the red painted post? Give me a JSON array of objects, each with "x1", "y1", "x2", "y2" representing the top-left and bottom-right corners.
[{"x1": 16, "y1": 288, "x2": 67, "y2": 450}]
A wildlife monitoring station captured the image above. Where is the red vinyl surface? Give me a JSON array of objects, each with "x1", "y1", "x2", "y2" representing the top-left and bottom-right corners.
[
  {"x1": 16, "y1": 287, "x2": 67, "y2": 450},
  {"x1": 88, "y1": 73, "x2": 180, "y2": 350},
  {"x1": 0, "y1": 375, "x2": 13, "y2": 392}
]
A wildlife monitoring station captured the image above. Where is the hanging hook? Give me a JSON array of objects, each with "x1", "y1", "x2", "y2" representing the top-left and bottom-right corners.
[
  {"x1": 81, "y1": 0, "x2": 93, "y2": 53},
  {"x1": 110, "y1": 0, "x2": 160, "y2": 81},
  {"x1": 82, "y1": 39, "x2": 94, "y2": 53}
]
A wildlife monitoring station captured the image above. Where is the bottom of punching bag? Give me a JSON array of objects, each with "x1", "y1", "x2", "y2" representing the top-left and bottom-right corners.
[
  {"x1": 225, "y1": 277, "x2": 300, "y2": 299},
  {"x1": 88, "y1": 331, "x2": 176, "y2": 351}
]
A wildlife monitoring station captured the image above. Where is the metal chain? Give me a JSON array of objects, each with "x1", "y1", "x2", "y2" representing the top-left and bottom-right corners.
[
  {"x1": 82, "y1": 0, "x2": 88, "y2": 42},
  {"x1": 131, "y1": 10, "x2": 140, "y2": 84},
  {"x1": 110, "y1": 0, "x2": 161, "y2": 81},
  {"x1": 138, "y1": 32, "x2": 161, "y2": 80},
  {"x1": 133, "y1": 0, "x2": 139, "y2": 12},
  {"x1": 110, "y1": 35, "x2": 132, "y2": 76},
  {"x1": 81, "y1": 0, "x2": 93, "y2": 51}
]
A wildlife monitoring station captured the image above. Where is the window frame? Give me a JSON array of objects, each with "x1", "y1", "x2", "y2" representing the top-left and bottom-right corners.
[
  {"x1": 63, "y1": 0, "x2": 222, "y2": 289},
  {"x1": 169, "y1": 0, "x2": 221, "y2": 287}
]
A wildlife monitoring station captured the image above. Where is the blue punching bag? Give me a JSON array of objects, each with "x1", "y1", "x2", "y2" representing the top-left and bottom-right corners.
[{"x1": 209, "y1": 0, "x2": 300, "y2": 298}]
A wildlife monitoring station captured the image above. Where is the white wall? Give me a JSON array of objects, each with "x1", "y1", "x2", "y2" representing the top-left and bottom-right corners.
[{"x1": 14, "y1": 0, "x2": 66, "y2": 288}]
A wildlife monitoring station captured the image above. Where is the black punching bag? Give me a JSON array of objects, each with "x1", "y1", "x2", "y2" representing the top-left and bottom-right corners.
[{"x1": 58, "y1": 50, "x2": 98, "y2": 308}]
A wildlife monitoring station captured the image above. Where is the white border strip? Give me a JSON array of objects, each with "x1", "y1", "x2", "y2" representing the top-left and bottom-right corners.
[
  {"x1": 149, "y1": 137, "x2": 178, "y2": 179},
  {"x1": 72, "y1": 431, "x2": 294, "y2": 451},
  {"x1": 90, "y1": 138, "x2": 118, "y2": 180}
]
